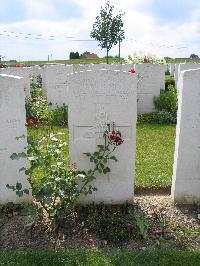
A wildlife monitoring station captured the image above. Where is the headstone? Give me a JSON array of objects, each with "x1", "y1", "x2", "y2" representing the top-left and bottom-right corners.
[
  {"x1": 134, "y1": 64, "x2": 165, "y2": 114},
  {"x1": 0, "y1": 74, "x2": 31, "y2": 204},
  {"x1": 174, "y1": 64, "x2": 179, "y2": 90},
  {"x1": 29, "y1": 65, "x2": 43, "y2": 85},
  {"x1": 42, "y1": 64, "x2": 73, "y2": 107},
  {"x1": 172, "y1": 68, "x2": 200, "y2": 204},
  {"x1": 68, "y1": 69, "x2": 137, "y2": 203},
  {"x1": 73, "y1": 63, "x2": 135, "y2": 72},
  {"x1": 0, "y1": 67, "x2": 31, "y2": 97},
  {"x1": 169, "y1": 64, "x2": 175, "y2": 76}
]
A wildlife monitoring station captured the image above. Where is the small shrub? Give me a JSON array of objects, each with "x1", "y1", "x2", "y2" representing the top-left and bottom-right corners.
[
  {"x1": 49, "y1": 104, "x2": 68, "y2": 126},
  {"x1": 25, "y1": 76, "x2": 48, "y2": 122},
  {"x1": 137, "y1": 111, "x2": 176, "y2": 124},
  {"x1": 165, "y1": 76, "x2": 175, "y2": 90},
  {"x1": 154, "y1": 87, "x2": 178, "y2": 116},
  {"x1": 155, "y1": 110, "x2": 176, "y2": 124},
  {"x1": 137, "y1": 112, "x2": 158, "y2": 124},
  {"x1": 8, "y1": 124, "x2": 124, "y2": 224}
]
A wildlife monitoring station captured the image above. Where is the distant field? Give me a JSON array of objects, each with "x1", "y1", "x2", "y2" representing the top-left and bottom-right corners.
[{"x1": 5, "y1": 58, "x2": 126, "y2": 66}]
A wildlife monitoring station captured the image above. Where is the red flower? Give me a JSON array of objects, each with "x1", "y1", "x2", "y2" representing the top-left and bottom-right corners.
[
  {"x1": 26, "y1": 118, "x2": 38, "y2": 126},
  {"x1": 128, "y1": 69, "x2": 136, "y2": 74},
  {"x1": 108, "y1": 130, "x2": 124, "y2": 146}
]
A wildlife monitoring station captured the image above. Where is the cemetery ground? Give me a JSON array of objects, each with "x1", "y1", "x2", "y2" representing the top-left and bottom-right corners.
[{"x1": 0, "y1": 123, "x2": 199, "y2": 265}]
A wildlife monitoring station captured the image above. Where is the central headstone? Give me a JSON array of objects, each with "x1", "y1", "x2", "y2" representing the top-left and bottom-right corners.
[{"x1": 68, "y1": 69, "x2": 137, "y2": 203}]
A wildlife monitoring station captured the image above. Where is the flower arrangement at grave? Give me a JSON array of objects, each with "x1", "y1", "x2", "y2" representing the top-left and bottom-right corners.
[
  {"x1": 7, "y1": 123, "x2": 124, "y2": 223},
  {"x1": 127, "y1": 51, "x2": 166, "y2": 64}
]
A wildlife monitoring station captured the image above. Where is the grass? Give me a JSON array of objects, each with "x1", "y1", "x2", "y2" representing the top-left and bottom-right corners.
[
  {"x1": 28, "y1": 123, "x2": 176, "y2": 189},
  {"x1": 136, "y1": 124, "x2": 175, "y2": 188},
  {"x1": 0, "y1": 249, "x2": 199, "y2": 266}
]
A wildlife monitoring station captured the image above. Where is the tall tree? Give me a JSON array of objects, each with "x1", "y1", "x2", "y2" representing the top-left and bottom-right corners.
[{"x1": 90, "y1": 1, "x2": 125, "y2": 64}]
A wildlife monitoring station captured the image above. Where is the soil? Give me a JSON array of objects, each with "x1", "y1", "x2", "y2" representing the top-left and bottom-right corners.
[{"x1": 0, "y1": 194, "x2": 199, "y2": 251}]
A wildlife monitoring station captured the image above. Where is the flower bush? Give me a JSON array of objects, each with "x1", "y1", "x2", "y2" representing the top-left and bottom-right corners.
[
  {"x1": 25, "y1": 76, "x2": 68, "y2": 126},
  {"x1": 8, "y1": 123, "x2": 124, "y2": 223}
]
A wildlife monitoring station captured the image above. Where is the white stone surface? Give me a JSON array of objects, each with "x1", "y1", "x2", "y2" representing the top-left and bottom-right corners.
[
  {"x1": 73, "y1": 63, "x2": 135, "y2": 72},
  {"x1": 42, "y1": 64, "x2": 73, "y2": 107},
  {"x1": 134, "y1": 64, "x2": 165, "y2": 114},
  {"x1": 176, "y1": 63, "x2": 200, "y2": 92},
  {"x1": 68, "y1": 69, "x2": 137, "y2": 204},
  {"x1": 174, "y1": 64, "x2": 179, "y2": 90},
  {"x1": 172, "y1": 68, "x2": 200, "y2": 204},
  {"x1": 0, "y1": 67, "x2": 31, "y2": 97},
  {"x1": 169, "y1": 64, "x2": 175, "y2": 76},
  {"x1": 0, "y1": 74, "x2": 31, "y2": 204}
]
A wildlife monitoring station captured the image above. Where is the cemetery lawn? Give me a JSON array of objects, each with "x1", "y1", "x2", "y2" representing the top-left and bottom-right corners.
[
  {"x1": 28, "y1": 123, "x2": 176, "y2": 189},
  {"x1": 0, "y1": 249, "x2": 200, "y2": 266},
  {"x1": 136, "y1": 124, "x2": 176, "y2": 189}
]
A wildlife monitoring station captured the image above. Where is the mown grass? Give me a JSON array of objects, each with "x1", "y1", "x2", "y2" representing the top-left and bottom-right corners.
[
  {"x1": 28, "y1": 123, "x2": 176, "y2": 189},
  {"x1": 136, "y1": 124, "x2": 176, "y2": 188},
  {"x1": 0, "y1": 249, "x2": 199, "y2": 266}
]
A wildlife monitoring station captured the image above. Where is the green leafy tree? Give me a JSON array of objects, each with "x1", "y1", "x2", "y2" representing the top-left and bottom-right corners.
[{"x1": 90, "y1": 0, "x2": 125, "y2": 64}]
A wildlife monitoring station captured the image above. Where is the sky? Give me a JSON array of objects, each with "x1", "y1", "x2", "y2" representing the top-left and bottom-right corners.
[{"x1": 0, "y1": 0, "x2": 200, "y2": 61}]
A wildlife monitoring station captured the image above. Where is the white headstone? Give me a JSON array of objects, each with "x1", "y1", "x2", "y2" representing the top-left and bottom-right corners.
[
  {"x1": 42, "y1": 64, "x2": 73, "y2": 107},
  {"x1": 172, "y1": 68, "x2": 200, "y2": 204},
  {"x1": 134, "y1": 64, "x2": 165, "y2": 114},
  {"x1": 0, "y1": 74, "x2": 31, "y2": 204},
  {"x1": 174, "y1": 64, "x2": 179, "y2": 90},
  {"x1": 68, "y1": 69, "x2": 137, "y2": 203},
  {"x1": 0, "y1": 67, "x2": 31, "y2": 97},
  {"x1": 73, "y1": 63, "x2": 135, "y2": 72},
  {"x1": 169, "y1": 64, "x2": 175, "y2": 76}
]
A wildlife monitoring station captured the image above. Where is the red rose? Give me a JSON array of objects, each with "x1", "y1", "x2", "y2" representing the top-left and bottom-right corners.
[{"x1": 128, "y1": 69, "x2": 136, "y2": 74}]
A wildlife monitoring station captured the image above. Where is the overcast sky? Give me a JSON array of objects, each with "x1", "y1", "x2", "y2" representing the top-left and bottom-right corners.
[{"x1": 0, "y1": 0, "x2": 200, "y2": 61}]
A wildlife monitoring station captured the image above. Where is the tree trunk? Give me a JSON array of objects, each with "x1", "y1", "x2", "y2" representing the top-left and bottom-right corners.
[{"x1": 106, "y1": 47, "x2": 109, "y2": 64}]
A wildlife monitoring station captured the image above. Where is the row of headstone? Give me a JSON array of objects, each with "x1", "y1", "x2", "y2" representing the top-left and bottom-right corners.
[
  {"x1": 1, "y1": 67, "x2": 199, "y2": 205},
  {"x1": 0, "y1": 64, "x2": 166, "y2": 114}
]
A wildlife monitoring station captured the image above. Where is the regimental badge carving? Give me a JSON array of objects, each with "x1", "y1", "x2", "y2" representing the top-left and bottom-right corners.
[{"x1": 82, "y1": 103, "x2": 111, "y2": 139}]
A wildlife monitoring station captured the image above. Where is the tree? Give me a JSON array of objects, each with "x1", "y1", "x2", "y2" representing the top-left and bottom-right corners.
[
  {"x1": 190, "y1": 54, "x2": 199, "y2": 59},
  {"x1": 69, "y1": 52, "x2": 80, "y2": 59},
  {"x1": 90, "y1": 0, "x2": 125, "y2": 64}
]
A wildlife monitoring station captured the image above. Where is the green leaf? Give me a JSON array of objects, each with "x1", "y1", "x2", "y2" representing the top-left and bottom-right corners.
[
  {"x1": 16, "y1": 134, "x2": 25, "y2": 140},
  {"x1": 83, "y1": 152, "x2": 91, "y2": 157},
  {"x1": 110, "y1": 156, "x2": 118, "y2": 162},
  {"x1": 103, "y1": 158, "x2": 107, "y2": 164},
  {"x1": 97, "y1": 145, "x2": 104, "y2": 149},
  {"x1": 16, "y1": 182, "x2": 22, "y2": 190},
  {"x1": 98, "y1": 168, "x2": 102, "y2": 174},
  {"x1": 10, "y1": 153, "x2": 18, "y2": 160},
  {"x1": 86, "y1": 175, "x2": 96, "y2": 182},
  {"x1": 6, "y1": 184, "x2": 15, "y2": 191},
  {"x1": 23, "y1": 189, "x2": 29, "y2": 195},
  {"x1": 19, "y1": 167, "x2": 26, "y2": 172},
  {"x1": 103, "y1": 167, "x2": 111, "y2": 174},
  {"x1": 16, "y1": 190, "x2": 23, "y2": 197}
]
